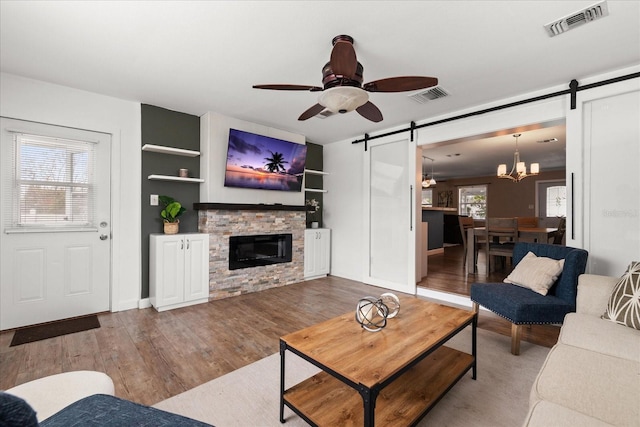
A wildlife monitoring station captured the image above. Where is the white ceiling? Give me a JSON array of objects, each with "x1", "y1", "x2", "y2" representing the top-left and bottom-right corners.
[{"x1": 1, "y1": 1, "x2": 638, "y2": 179}]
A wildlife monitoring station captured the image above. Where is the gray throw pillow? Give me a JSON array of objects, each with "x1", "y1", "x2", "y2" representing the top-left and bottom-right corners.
[{"x1": 602, "y1": 261, "x2": 640, "y2": 330}]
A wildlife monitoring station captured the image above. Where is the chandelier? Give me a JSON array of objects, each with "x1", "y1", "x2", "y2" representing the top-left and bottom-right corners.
[
  {"x1": 497, "y1": 134, "x2": 539, "y2": 182},
  {"x1": 422, "y1": 156, "x2": 436, "y2": 188}
]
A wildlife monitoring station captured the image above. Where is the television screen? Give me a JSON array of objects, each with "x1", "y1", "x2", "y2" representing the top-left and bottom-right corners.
[{"x1": 224, "y1": 128, "x2": 308, "y2": 192}]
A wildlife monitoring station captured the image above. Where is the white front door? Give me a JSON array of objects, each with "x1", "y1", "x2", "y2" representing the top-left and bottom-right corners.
[
  {"x1": 0, "y1": 118, "x2": 111, "y2": 330},
  {"x1": 363, "y1": 136, "x2": 417, "y2": 295}
]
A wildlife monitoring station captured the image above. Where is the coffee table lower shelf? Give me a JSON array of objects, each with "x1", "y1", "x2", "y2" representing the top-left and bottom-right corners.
[{"x1": 283, "y1": 345, "x2": 474, "y2": 426}]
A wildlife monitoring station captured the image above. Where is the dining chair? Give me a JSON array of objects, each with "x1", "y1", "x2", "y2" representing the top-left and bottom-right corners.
[
  {"x1": 459, "y1": 216, "x2": 475, "y2": 268},
  {"x1": 516, "y1": 216, "x2": 538, "y2": 228},
  {"x1": 515, "y1": 217, "x2": 538, "y2": 242},
  {"x1": 550, "y1": 217, "x2": 567, "y2": 245},
  {"x1": 485, "y1": 217, "x2": 518, "y2": 272}
]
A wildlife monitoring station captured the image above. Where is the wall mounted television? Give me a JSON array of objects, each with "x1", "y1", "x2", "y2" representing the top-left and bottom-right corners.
[{"x1": 224, "y1": 128, "x2": 307, "y2": 192}]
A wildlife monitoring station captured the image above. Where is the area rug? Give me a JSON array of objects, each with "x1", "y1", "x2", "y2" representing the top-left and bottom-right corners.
[
  {"x1": 10, "y1": 315, "x2": 100, "y2": 347},
  {"x1": 155, "y1": 327, "x2": 550, "y2": 427}
]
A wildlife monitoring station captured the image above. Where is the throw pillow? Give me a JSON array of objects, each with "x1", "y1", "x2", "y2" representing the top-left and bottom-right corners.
[
  {"x1": 602, "y1": 261, "x2": 640, "y2": 330},
  {"x1": 503, "y1": 251, "x2": 565, "y2": 295}
]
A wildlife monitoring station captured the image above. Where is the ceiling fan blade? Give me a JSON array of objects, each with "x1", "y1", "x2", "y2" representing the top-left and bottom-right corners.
[
  {"x1": 363, "y1": 76, "x2": 438, "y2": 93},
  {"x1": 356, "y1": 101, "x2": 383, "y2": 123},
  {"x1": 298, "y1": 103, "x2": 326, "y2": 121},
  {"x1": 253, "y1": 84, "x2": 323, "y2": 92},
  {"x1": 330, "y1": 39, "x2": 357, "y2": 79}
]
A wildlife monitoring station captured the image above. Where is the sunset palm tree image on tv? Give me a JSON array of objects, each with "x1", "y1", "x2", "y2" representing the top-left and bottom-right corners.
[{"x1": 224, "y1": 128, "x2": 308, "y2": 191}]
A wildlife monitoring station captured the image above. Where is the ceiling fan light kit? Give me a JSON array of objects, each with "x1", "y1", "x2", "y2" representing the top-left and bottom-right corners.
[
  {"x1": 253, "y1": 35, "x2": 438, "y2": 122},
  {"x1": 319, "y1": 86, "x2": 369, "y2": 114},
  {"x1": 497, "y1": 134, "x2": 539, "y2": 182}
]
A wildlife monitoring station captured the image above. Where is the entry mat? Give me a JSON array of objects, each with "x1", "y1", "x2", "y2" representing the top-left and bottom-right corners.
[{"x1": 10, "y1": 315, "x2": 100, "y2": 347}]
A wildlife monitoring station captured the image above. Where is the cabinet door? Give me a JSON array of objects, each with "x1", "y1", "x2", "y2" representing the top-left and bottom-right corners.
[
  {"x1": 304, "y1": 229, "x2": 316, "y2": 277},
  {"x1": 316, "y1": 229, "x2": 331, "y2": 275},
  {"x1": 183, "y1": 234, "x2": 210, "y2": 301},
  {"x1": 154, "y1": 236, "x2": 185, "y2": 307}
]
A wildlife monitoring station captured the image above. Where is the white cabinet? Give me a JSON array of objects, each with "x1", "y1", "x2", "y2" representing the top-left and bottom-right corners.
[
  {"x1": 304, "y1": 228, "x2": 330, "y2": 279},
  {"x1": 150, "y1": 233, "x2": 209, "y2": 311}
]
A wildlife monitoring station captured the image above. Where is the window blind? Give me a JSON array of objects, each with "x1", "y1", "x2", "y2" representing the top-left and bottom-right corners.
[{"x1": 8, "y1": 132, "x2": 96, "y2": 231}]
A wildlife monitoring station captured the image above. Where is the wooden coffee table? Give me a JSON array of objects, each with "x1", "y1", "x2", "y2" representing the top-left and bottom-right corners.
[{"x1": 279, "y1": 297, "x2": 477, "y2": 426}]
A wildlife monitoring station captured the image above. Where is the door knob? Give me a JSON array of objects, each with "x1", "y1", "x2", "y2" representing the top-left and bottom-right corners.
[{"x1": 99, "y1": 234, "x2": 108, "y2": 240}]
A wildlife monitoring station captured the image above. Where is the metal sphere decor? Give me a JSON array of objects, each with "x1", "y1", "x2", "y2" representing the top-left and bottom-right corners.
[
  {"x1": 380, "y1": 292, "x2": 401, "y2": 318},
  {"x1": 355, "y1": 293, "x2": 400, "y2": 332}
]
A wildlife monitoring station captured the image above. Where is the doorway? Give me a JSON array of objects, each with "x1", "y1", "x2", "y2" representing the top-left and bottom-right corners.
[{"x1": 0, "y1": 118, "x2": 112, "y2": 330}]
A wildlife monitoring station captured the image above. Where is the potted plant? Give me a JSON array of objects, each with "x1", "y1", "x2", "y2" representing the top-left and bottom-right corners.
[
  {"x1": 306, "y1": 198, "x2": 320, "y2": 228},
  {"x1": 159, "y1": 195, "x2": 186, "y2": 234}
]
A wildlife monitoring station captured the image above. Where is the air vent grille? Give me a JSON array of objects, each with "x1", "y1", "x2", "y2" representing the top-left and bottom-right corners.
[
  {"x1": 544, "y1": 1, "x2": 609, "y2": 37},
  {"x1": 408, "y1": 86, "x2": 449, "y2": 104}
]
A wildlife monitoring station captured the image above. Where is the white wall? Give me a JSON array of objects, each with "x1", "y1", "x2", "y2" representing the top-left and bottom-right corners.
[
  {"x1": 323, "y1": 138, "x2": 365, "y2": 281},
  {"x1": 200, "y1": 112, "x2": 306, "y2": 205},
  {"x1": 0, "y1": 73, "x2": 142, "y2": 311},
  {"x1": 325, "y1": 65, "x2": 640, "y2": 281}
]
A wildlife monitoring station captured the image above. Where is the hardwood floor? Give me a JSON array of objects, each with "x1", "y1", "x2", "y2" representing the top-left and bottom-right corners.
[{"x1": 1, "y1": 249, "x2": 559, "y2": 407}]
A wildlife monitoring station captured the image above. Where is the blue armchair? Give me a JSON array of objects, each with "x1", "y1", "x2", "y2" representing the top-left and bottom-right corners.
[{"x1": 470, "y1": 242, "x2": 588, "y2": 355}]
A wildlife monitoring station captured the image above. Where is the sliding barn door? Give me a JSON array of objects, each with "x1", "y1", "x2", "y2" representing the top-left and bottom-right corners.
[{"x1": 363, "y1": 136, "x2": 416, "y2": 295}]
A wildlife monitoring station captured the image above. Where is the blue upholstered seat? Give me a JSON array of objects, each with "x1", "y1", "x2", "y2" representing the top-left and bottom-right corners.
[{"x1": 470, "y1": 242, "x2": 588, "y2": 354}]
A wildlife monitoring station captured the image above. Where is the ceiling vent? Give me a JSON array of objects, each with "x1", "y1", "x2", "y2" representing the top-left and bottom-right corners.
[
  {"x1": 544, "y1": 1, "x2": 609, "y2": 37},
  {"x1": 408, "y1": 86, "x2": 450, "y2": 104}
]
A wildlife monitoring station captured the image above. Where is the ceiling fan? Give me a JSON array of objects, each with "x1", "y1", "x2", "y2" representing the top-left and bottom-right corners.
[{"x1": 253, "y1": 35, "x2": 438, "y2": 123}]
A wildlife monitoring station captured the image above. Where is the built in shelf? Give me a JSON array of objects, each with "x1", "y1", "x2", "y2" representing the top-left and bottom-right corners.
[
  {"x1": 304, "y1": 169, "x2": 329, "y2": 176},
  {"x1": 142, "y1": 144, "x2": 200, "y2": 157},
  {"x1": 304, "y1": 169, "x2": 327, "y2": 193},
  {"x1": 194, "y1": 203, "x2": 309, "y2": 211},
  {"x1": 148, "y1": 174, "x2": 204, "y2": 183}
]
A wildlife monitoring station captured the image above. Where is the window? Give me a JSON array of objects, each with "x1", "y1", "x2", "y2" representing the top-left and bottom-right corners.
[
  {"x1": 459, "y1": 185, "x2": 487, "y2": 219},
  {"x1": 545, "y1": 186, "x2": 566, "y2": 217},
  {"x1": 11, "y1": 133, "x2": 96, "y2": 229},
  {"x1": 421, "y1": 188, "x2": 433, "y2": 206},
  {"x1": 536, "y1": 180, "x2": 566, "y2": 220}
]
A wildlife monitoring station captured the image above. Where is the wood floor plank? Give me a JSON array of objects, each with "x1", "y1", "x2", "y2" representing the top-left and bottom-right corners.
[
  {"x1": 0, "y1": 250, "x2": 559, "y2": 406},
  {"x1": 15, "y1": 337, "x2": 63, "y2": 385},
  {"x1": 61, "y1": 330, "x2": 105, "y2": 373}
]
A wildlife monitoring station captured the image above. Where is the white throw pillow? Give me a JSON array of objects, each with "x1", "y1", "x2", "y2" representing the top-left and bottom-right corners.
[{"x1": 503, "y1": 251, "x2": 565, "y2": 295}]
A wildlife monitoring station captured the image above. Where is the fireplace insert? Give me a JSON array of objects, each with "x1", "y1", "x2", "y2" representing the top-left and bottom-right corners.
[{"x1": 229, "y1": 233, "x2": 292, "y2": 270}]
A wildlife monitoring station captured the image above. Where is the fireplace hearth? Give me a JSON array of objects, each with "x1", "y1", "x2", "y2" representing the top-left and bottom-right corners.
[{"x1": 229, "y1": 233, "x2": 292, "y2": 270}]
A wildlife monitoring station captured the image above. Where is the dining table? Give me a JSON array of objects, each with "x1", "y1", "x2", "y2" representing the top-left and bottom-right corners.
[{"x1": 466, "y1": 226, "x2": 558, "y2": 274}]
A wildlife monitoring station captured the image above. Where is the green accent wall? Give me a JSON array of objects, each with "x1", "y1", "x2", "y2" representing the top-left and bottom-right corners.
[
  {"x1": 305, "y1": 142, "x2": 324, "y2": 227},
  {"x1": 141, "y1": 104, "x2": 200, "y2": 298}
]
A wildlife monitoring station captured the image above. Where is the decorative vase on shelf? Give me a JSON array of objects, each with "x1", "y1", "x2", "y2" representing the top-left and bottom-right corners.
[
  {"x1": 306, "y1": 198, "x2": 320, "y2": 229},
  {"x1": 164, "y1": 220, "x2": 179, "y2": 235}
]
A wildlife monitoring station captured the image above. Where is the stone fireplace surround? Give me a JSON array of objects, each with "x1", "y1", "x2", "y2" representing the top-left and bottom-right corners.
[{"x1": 196, "y1": 203, "x2": 306, "y2": 300}]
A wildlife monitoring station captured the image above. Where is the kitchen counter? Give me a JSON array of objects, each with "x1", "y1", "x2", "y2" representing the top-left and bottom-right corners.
[{"x1": 421, "y1": 206, "x2": 457, "y2": 212}]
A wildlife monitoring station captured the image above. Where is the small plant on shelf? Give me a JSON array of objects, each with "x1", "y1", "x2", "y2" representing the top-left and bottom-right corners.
[
  {"x1": 306, "y1": 198, "x2": 320, "y2": 228},
  {"x1": 159, "y1": 195, "x2": 186, "y2": 234}
]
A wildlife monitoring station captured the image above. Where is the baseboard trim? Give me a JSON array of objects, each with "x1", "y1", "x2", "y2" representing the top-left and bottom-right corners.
[{"x1": 138, "y1": 298, "x2": 151, "y2": 309}]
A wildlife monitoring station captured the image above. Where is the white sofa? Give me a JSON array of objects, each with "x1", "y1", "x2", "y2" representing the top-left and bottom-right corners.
[
  {"x1": 524, "y1": 274, "x2": 640, "y2": 426},
  {"x1": 5, "y1": 371, "x2": 114, "y2": 422}
]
